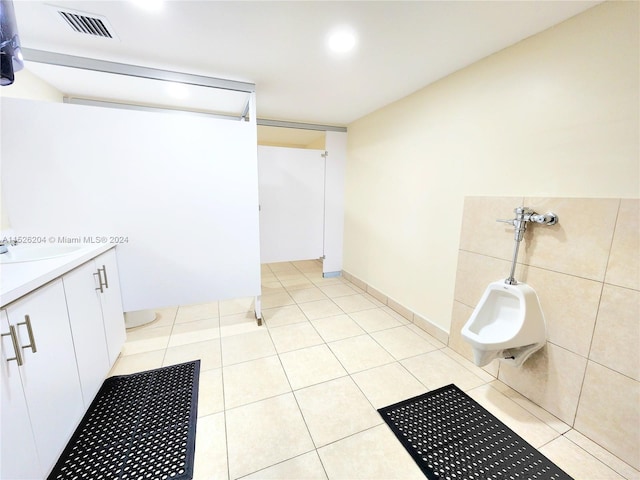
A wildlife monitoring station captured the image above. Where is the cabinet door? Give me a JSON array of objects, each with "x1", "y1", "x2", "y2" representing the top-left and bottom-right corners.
[
  {"x1": 0, "y1": 310, "x2": 43, "y2": 480},
  {"x1": 96, "y1": 249, "x2": 126, "y2": 365},
  {"x1": 63, "y1": 260, "x2": 111, "y2": 406},
  {"x1": 5, "y1": 280, "x2": 84, "y2": 476}
]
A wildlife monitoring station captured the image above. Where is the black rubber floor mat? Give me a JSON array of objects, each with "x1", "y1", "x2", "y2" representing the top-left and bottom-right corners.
[
  {"x1": 378, "y1": 384, "x2": 572, "y2": 480},
  {"x1": 48, "y1": 360, "x2": 200, "y2": 480}
]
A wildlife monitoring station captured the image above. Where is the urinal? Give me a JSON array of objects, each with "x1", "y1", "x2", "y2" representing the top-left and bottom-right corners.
[{"x1": 461, "y1": 281, "x2": 546, "y2": 367}]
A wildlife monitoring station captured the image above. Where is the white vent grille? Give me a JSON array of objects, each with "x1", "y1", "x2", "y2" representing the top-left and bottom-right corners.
[{"x1": 56, "y1": 9, "x2": 115, "y2": 38}]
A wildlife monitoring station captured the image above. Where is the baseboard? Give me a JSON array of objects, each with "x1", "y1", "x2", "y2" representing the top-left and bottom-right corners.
[{"x1": 342, "y1": 270, "x2": 449, "y2": 345}]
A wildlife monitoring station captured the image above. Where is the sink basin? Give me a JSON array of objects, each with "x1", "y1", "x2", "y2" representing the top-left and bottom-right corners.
[{"x1": 0, "y1": 244, "x2": 85, "y2": 263}]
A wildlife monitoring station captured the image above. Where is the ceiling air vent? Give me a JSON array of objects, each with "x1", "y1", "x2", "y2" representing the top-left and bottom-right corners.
[{"x1": 55, "y1": 8, "x2": 116, "y2": 39}]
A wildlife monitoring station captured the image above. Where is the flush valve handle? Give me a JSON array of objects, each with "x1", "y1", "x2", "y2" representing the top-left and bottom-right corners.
[{"x1": 529, "y1": 212, "x2": 558, "y2": 225}]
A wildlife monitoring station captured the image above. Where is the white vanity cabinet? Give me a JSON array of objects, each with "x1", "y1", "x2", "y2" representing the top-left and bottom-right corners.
[
  {"x1": 62, "y1": 248, "x2": 126, "y2": 405},
  {"x1": 1, "y1": 280, "x2": 85, "y2": 478},
  {"x1": 0, "y1": 245, "x2": 127, "y2": 479},
  {"x1": 96, "y1": 249, "x2": 127, "y2": 365},
  {"x1": 0, "y1": 309, "x2": 43, "y2": 480}
]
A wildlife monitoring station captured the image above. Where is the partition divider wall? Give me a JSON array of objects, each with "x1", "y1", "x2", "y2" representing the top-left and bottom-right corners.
[{"x1": 1, "y1": 96, "x2": 262, "y2": 313}]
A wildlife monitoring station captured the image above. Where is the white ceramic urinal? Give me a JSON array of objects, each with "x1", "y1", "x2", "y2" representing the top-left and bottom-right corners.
[{"x1": 461, "y1": 281, "x2": 546, "y2": 367}]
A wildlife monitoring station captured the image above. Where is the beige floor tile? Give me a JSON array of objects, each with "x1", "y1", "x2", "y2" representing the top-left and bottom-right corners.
[
  {"x1": 262, "y1": 291, "x2": 295, "y2": 309},
  {"x1": 242, "y1": 451, "x2": 327, "y2": 480},
  {"x1": 331, "y1": 293, "x2": 378, "y2": 313},
  {"x1": 175, "y1": 301, "x2": 219, "y2": 324},
  {"x1": 466, "y1": 384, "x2": 561, "y2": 448},
  {"x1": 564, "y1": 429, "x2": 640, "y2": 480},
  {"x1": 298, "y1": 299, "x2": 344, "y2": 320},
  {"x1": 269, "y1": 322, "x2": 324, "y2": 353},
  {"x1": 197, "y1": 368, "x2": 224, "y2": 417},
  {"x1": 401, "y1": 350, "x2": 486, "y2": 391},
  {"x1": 380, "y1": 305, "x2": 412, "y2": 324},
  {"x1": 308, "y1": 275, "x2": 345, "y2": 286},
  {"x1": 328, "y1": 334, "x2": 395, "y2": 373},
  {"x1": 441, "y1": 347, "x2": 497, "y2": 383},
  {"x1": 219, "y1": 311, "x2": 262, "y2": 338},
  {"x1": 349, "y1": 308, "x2": 403, "y2": 332},
  {"x1": 279, "y1": 275, "x2": 315, "y2": 290},
  {"x1": 279, "y1": 344, "x2": 347, "y2": 390},
  {"x1": 261, "y1": 281, "x2": 286, "y2": 295},
  {"x1": 267, "y1": 262, "x2": 297, "y2": 273},
  {"x1": 287, "y1": 287, "x2": 328, "y2": 304},
  {"x1": 219, "y1": 296, "x2": 254, "y2": 316},
  {"x1": 109, "y1": 349, "x2": 165, "y2": 376},
  {"x1": 223, "y1": 355, "x2": 291, "y2": 409},
  {"x1": 489, "y1": 380, "x2": 570, "y2": 434},
  {"x1": 168, "y1": 317, "x2": 220, "y2": 348},
  {"x1": 318, "y1": 424, "x2": 425, "y2": 480},
  {"x1": 262, "y1": 304, "x2": 308, "y2": 328},
  {"x1": 193, "y1": 412, "x2": 227, "y2": 480},
  {"x1": 406, "y1": 323, "x2": 447, "y2": 348},
  {"x1": 539, "y1": 436, "x2": 624, "y2": 479},
  {"x1": 145, "y1": 306, "x2": 177, "y2": 328},
  {"x1": 221, "y1": 330, "x2": 276, "y2": 366},
  {"x1": 371, "y1": 326, "x2": 439, "y2": 360},
  {"x1": 295, "y1": 376, "x2": 382, "y2": 447},
  {"x1": 352, "y1": 363, "x2": 427, "y2": 409},
  {"x1": 311, "y1": 314, "x2": 365, "y2": 342},
  {"x1": 319, "y1": 283, "x2": 360, "y2": 298},
  {"x1": 163, "y1": 339, "x2": 221, "y2": 371},
  {"x1": 226, "y1": 393, "x2": 315, "y2": 479},
  {"x1": 121, "y1": 325, "x2": 172, "y2": 356}
]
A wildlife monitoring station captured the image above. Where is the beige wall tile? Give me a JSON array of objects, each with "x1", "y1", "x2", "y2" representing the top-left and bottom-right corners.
[
  {"x1": 459, "y1": 196, "x2": 524, "y2": 260},
  {"x1": 522, "y1": 266, "x2": 602, "y2": 357},
  {"x1": 499, "y1": 342, "x2": 587, "y2": 424},
  {"x1": 386, "y1": 297, "x2": 413, "y2": 320},
  {"x1": 366, "y1": 284, "x2": 388, "y2": 305},
  {"x1": 574, "y1": 361, "x2": 640, "y2": 470},
  {"x1": 466, "y1": 384, "x2": 561, "y2": 449},
  {"x1": 539, "y1": 436, "x2": 625, "y2": 480},
  {"x1": 448, "y1": 300, "x2": 475, "y2": 362},
  {"x1": 453, "y1": 250, "x2": 514, "y2": 307},
  {"x1": 522, "y1": 197, "x2": 619, "y2": 281},
  {"x1": 606, "y1": 199, "x2": 640, "y2": 290},
  {"x1": 564, "y1": 429, "x2": 640, "y2": 480},
  {"x1": 590, "y1": 284, "x2": 640, "y2": 380}
]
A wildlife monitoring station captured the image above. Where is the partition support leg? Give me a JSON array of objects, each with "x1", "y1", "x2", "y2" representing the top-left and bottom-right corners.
[{"x1": 254, "y1": 295, "x2": 262, "y2": 326}]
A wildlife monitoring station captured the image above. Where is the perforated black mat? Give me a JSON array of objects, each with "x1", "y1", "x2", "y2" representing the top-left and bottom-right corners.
[
  {"x1": 378, "y1": 384, "x2": 572, "y2": 480},
  {"x1": 48, "y1": 360, "x2": 200, "y2": 480}
]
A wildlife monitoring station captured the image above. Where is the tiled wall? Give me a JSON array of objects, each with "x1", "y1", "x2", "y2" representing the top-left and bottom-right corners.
[{"x1": 448, "y1": 196, "x2": 639, "y2": 470}]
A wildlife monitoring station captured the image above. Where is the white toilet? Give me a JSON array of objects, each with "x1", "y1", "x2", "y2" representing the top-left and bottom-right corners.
[{"x1": 461, "y1": 281, "x2": 546, "y2": 367}]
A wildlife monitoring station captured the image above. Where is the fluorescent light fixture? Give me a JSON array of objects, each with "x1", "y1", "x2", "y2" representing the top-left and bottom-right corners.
[{"x1": 326, "y1": 26, "x2": 357, "y2": 54}]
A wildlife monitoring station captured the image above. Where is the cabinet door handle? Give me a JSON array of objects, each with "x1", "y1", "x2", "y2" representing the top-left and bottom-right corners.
[
  {"x1": 17, "y1": 315, "x2": 38, "y2": 354},
  {"x1": 94, "y1": 269, "x2": 104, "y2": 293},
  {"x1": 100, "y1": 265, "x2": 109, "y2": 289},
  {"x1": 1, "y1": 325, "x2": 24, "y2": 366},
  {"x1": 94, "y1": 266, "x2": 108, "y2": 293}
]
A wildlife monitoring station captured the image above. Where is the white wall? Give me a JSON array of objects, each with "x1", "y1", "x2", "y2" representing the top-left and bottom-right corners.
[
  {"x1": 1, "y1": 98, "x2": 261, "y2": 311},
  {"x1": 0, "y1": 68, "x2": 63, "y2": 103},
  {"x1": 344, "y1": 1, "x2": 639, "y2": 332}
]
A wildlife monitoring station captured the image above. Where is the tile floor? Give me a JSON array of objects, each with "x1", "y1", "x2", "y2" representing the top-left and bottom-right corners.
[{"x1": 110, "y1": 260, "x2": 639, "y2": 480}]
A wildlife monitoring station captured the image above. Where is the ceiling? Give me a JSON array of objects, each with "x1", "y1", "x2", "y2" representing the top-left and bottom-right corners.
[{"x1": 12, "y1": 0, "x2": 601, "y2": 127}]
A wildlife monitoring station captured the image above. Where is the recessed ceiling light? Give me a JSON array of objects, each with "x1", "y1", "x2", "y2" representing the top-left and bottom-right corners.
[
  {"x1": 326, "y1": 27, "x2": 357, "y2": 55},
  {"x1": 130, "y1": 0, "x2": 164, "y2": 12}
]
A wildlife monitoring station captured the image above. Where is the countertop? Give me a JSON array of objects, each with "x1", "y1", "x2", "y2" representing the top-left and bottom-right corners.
[{"x1": 0, "y1": 244, "x2": 115, "y2": 308}]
